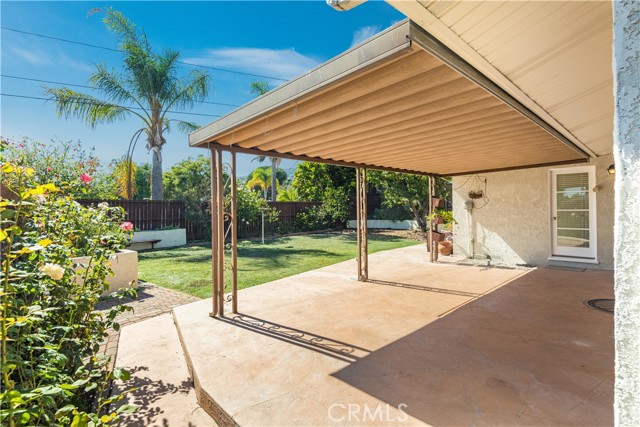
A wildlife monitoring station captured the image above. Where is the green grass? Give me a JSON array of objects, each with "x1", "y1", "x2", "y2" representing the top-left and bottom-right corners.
[{"x1": 138, "y1": 233, "x2": 419, "y2": 298}]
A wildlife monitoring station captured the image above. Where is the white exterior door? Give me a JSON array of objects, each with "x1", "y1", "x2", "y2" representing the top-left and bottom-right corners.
[{"x1": 551, "y1": 166, "x2": 597, "y2": 260}]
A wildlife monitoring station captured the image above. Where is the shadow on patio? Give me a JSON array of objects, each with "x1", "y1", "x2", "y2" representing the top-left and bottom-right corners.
[{"x1": 333, "y1": 267, "x2": 614, "y2": 426}]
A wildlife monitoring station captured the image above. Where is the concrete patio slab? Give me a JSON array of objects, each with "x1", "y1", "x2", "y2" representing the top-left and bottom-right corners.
[{"x1": 174, "y1": 245, "x2": 613, "y2": 426}]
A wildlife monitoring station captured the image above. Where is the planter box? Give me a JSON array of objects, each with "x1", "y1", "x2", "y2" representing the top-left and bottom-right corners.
[
  {"x1": 346, "y1": 220, "x2": 419, "y2": 230},
  {"x1": 430, "y1": 231, "x2": 445, "y2": 242},
  {"x1": 431, "y1": 216, "x2": 445, "y2": 225},
  {"x1": 431, "y1": 197, "x2": 445, "y2": 208},
  {"x1": 72, "y1": 249, "x2": 138, "y2": 296},
  {"x1": 129, "y1": 228, "x2": 187, "y2": 250}
]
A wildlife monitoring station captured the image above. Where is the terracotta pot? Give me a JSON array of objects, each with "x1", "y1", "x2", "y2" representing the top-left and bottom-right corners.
[
  {"x1": 431, "y1": 197, "x2": 444, "y2": 208},
  {"x1": 438, "y1": 241, "x2": 453, "y2": 256},
  {"x1": 430, "y1": 231, "x2": 445, "y2": 242}
]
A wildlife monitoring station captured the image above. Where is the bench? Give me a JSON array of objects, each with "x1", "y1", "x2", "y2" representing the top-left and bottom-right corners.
[{"x1": 128, "y1": 239, "x2": 162, "y2": 250}]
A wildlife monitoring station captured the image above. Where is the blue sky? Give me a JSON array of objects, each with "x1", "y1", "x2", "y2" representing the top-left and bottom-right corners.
[{"x1": 1, "y1": 1, "x2": 404, "y2": 178}]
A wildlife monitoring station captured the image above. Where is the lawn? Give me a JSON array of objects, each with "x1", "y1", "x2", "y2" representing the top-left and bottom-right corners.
[{"x1": 138, "y1": 232, "x2": 420, "y2": 298}]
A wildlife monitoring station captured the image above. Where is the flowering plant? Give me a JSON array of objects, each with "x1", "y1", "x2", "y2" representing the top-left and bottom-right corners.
[
  {"x1": 1, "y1": 159, "x2": 137, "y2": 426},
  {"x1": 1, "y1": 136, "x2": 118, "y2": 199}
]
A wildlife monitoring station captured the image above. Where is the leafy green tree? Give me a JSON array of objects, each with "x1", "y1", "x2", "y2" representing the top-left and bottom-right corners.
[
  {"x1": 133, "y1": 163, "x2": 151, "y2": 200},
  {"x1": 250, "y1": 81, "x2": 282, "y2": 201},
  {"x1": 292, "y1": 162, "x2": 355, "y2": 201},
  {"x1": 368, "y1": 171, "x2": 451, "y2": 231},
  {"x1": 45, "y1": 8, "x2": 210, "y2": 200},
  {"x1": 2, "y1": 136, "x2": 118, "y2": 199},
  {"x1": 163, "y1": 156, "x2": 212, "y2": 237}
]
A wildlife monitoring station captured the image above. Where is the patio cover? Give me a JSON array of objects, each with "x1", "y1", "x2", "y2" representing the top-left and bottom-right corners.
[{"x1": 189, "y1": 20, "x2": 590, "y2": 176}]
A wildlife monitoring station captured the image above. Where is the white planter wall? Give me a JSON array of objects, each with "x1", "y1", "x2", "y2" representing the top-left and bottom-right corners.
[
  {"x1": 346, "y1": 219, "x2": 419, "y2": 230},
  {"x1": 130, "y1": 228, "x2": 187, "y2": 249},
  {"x1": 72, "y1": 249, "x2": 138, "y2": 296}
]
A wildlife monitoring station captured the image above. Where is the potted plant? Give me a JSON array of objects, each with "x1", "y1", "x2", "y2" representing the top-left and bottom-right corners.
[{"x1": 428, "y1": 211, "x2": 445, "y2": 225}]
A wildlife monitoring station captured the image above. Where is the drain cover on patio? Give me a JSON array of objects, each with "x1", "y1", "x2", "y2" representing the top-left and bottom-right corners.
[{"x1": 586, "y1": 299, "x2": 615, "y2": 314}]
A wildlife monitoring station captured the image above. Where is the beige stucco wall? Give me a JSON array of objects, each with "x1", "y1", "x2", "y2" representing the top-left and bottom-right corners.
[
  {"x1": 72, "y1": 249, "x2": 139, "y2": 296},
  {"x1": 452, "y1": 155, "x2": 614, "y2": 270}
]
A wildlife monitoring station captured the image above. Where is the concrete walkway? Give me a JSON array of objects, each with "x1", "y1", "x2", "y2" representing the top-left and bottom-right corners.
[
  {"x1": 96, "y1": 283, "x2": 200, "y2": 366},
  {"x1": 112, "y1": 314, "x2": 215, "y2": 427}
]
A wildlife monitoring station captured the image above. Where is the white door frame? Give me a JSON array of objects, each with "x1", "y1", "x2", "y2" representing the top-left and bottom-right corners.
[{"x1": 549, "y1": 165, "x2": 597, "y2": 261}]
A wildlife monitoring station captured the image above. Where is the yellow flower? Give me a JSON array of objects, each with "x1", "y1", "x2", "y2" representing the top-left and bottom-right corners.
[{"x1": 39, "y1": 263, "x2": 65, "y2": 281}]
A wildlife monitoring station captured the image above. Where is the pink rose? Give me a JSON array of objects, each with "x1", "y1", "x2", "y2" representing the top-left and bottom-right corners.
[
  {"x1": 120, "y1": 222, "x2": 134, "y2": 232},
  {"x1": 80, "y1": 173, "x2": 92, "y2": 184}
]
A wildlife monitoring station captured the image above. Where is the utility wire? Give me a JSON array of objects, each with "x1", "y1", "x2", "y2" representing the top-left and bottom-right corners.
[
  {"x1": 1, "y1": 74, "x2": 240, "y2": 107},
  {"x1": 1, "y1": 93, "x2": 222, "y2": 118},
  {"x1": 1, "y1": 26, "x2": 289, "y2": 82}
]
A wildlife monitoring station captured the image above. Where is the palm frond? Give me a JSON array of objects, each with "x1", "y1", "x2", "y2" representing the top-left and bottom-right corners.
[
  {"x1": 103, "y1": 8, "x2": 150, "y2": 53},
  {"x1": 44, "y1": 88, "x2": 133, "y2": 129},
  {"x1": 250, "y1": 81, "x2": 270, "y2": 97},
  {"x1": 89, "y1": 65, "x2": 150, "y2": 120},
  {"x1": 163, "y1": 70, "x2": 211, "y2": 115},
  {"x1": 164, "y1": 119, "x2": 199, "y2": 134}
]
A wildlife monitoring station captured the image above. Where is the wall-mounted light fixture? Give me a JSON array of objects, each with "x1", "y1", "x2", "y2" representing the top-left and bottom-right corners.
[{"x1": 607, "y1": 164, "x2": 615, "y2": 175}]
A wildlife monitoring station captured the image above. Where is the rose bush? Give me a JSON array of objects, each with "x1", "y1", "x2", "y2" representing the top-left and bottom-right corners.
[{"x1": 1, "y1": 160, "x2": 137, "y2": 426}]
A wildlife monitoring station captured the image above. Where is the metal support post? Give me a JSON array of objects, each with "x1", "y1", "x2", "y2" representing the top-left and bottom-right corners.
[{"x1": 356, "y1": 168, "x2": 368, "y2": 281}]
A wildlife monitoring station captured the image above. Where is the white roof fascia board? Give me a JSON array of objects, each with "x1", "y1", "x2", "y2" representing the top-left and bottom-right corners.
[
  {"x1": 387, "y1": 0, "x2": 597, "y2": 158},
  {"x1": 189, "y1": 19, "x2": 413, "y2": 147}
]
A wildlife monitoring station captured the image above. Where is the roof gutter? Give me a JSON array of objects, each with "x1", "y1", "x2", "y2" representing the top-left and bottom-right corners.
[{"x1": 326, "y1": 0, "x2": 368, "y2": 11}]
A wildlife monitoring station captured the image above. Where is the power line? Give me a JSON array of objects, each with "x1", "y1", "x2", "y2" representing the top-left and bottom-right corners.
[
  {"x1": 0, "y1": 74, "x2": 241, "y2": 107},
  {"x1": 1, "y1": 26, "x2": 289, "y2": 82},
  {"x1": 1, "y1": 93, "x2": 222, "y2": 118}
]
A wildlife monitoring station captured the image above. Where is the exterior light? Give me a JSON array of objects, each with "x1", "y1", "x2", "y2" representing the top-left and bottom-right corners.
[{"x1": 607, "y1": 164, "x2": 615, "y2": 174}]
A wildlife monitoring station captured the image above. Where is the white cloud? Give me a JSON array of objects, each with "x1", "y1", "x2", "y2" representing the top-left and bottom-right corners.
[
  {"x1": 184, "y1": 47, "x2": 321, "y2": 82},
  {"x1": 350, "y1": 25, "x2": 381, "y2": 47},
  {"x1": 8, "y1": 45, "x2": 93, "y2": 74},
  {"x1": 10, "y1": 46, "x2": 51, "y2": 66}
]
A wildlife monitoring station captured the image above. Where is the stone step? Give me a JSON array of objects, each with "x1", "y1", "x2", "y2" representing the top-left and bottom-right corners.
[{"x1": 113, "y1": 313, "x2": 217, "y2": 426}]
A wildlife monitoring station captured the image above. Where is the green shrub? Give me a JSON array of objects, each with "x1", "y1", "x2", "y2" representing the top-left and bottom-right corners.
[
  {"x1": 372, "y1": 206, "x2": 411, "y2": 221},
  {"x1": 294, "y1": 187, "x2": 350, "y2": 231},
  {"x1": 1, "y1": 163, "x2": 136, "y2": 426}
]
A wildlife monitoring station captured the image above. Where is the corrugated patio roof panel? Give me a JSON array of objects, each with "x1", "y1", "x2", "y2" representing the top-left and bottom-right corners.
[{"x1": 189, "y1": 20, "x2": 589, "y2": 176}]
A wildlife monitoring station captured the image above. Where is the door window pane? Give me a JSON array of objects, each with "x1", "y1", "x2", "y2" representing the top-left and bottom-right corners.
[
  {"x1": 557, "y1": 191, "x2": 589, "y2": 210},
  {"x1": 557, "y1": 173, "x2": 588, "y2": 191},
  {"x1": 557, "y1": 211, "x2": 590, "y2": 229},
  {"x1": 557, "y1": 229, "x2": 590, "y2": 248}
]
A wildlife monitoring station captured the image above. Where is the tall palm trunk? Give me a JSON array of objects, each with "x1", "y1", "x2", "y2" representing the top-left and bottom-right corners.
[
  {"x1": 271, "y1": 158, "x2": 277, "y2": 202},
  {"x1": 148, "y1": 114, "x2": 165, "y2": 200},
  {"x1": 151, "y1": 147, "x2": 163, "y2": 200}
]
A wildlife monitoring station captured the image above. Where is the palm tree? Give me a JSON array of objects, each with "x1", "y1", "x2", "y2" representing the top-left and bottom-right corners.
[
  {"x1": 250, "y1": 81, "x2": 281, "y2": 202},
  {"x1": 45, "y1": 8, "x2": 210, "y2": 200},
  {"x1": 246, "y1": 167, "x2": 272, "y2": 199},
  {"x1": 276, "y1": 187, "x2": 300, "y2": 202}
]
